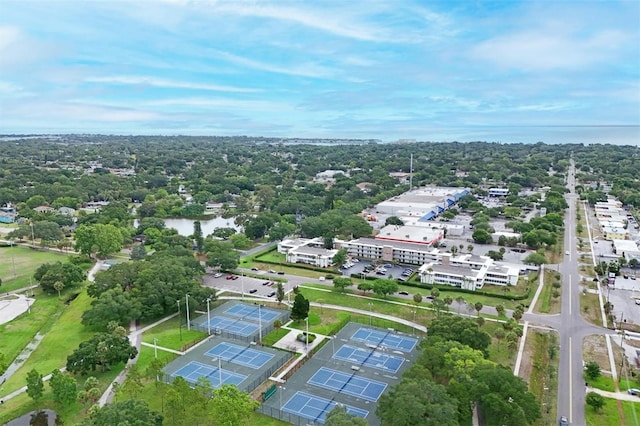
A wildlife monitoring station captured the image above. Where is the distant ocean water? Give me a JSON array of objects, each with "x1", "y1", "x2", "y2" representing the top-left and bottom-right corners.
[
  {"x1": 1, "y1": 126, "x2": 639, "y2": 146},
  {"x1": 395, "y1": 125, "x2": 640, "y2": 146}
]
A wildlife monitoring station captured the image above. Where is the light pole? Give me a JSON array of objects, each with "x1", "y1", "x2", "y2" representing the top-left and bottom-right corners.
[
  {"x1": 30, "y1": 222, "x2": 35, "y2": 248},
  {"x1": 412, "y1": 309, "x2": 416, "y2": 334},
  {"x1": 185, "y1": 294, "x2": 191, "y2": 331},
  {"x1": 153, "y1": 338, "x2": 158, "y2": 359},
  {"x1": 214, "y1": 356, "x2": 222, "y2": 387},
  {"x1": 331, "y1": 335, "x2": 335, "y2": 353},
  {"x1": 368, "y1": 302, "x2": 373, "y2": 326},
  {"x1": 279, "y1": 385, "x2": 286, "y2": 409},
  {"x1": 305, "y1": 316, "x2": 309, "y2": 353},
  {"x1": 241, "y1": 273, "x2": 245, "y2": 299},
  {"x1": 177, "y1": 300, "x2": 182, "y2": 341},
  {"x1": 258, "y1": 304, "x2": 262, "y2": 344},
  {"x1": 206, "y1": 298, "x2": 211, "y2": 336},
  {"x1": 26, "y1": 297, "x2": 31, "y2": 314}
]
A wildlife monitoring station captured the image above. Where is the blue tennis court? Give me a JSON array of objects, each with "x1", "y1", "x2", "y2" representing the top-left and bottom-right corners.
[
  {"x1": 171, "y1": 361, "x2": 246, "y2": 388},
  {"x1": 333, "y1": 344, "x2": 404, "y2": 373},
  {"x1": 282, "y1": 391, "x2": 368, "y2": 424},
  {"x1": 351, "y1": 327, "x2": 418, "y2": 352},
  {"x1": 205, "y1": 342, "x2": 274, "y2": 369},
  {"x1": 205, "y1": 316, "x2": 259, "y2": 337},
  {"x1": 224, "y1": 304, "x2": 281, "y2": 322},
  {"x1": 308, "y1": 367, "x2": 387, "y2": 402}
]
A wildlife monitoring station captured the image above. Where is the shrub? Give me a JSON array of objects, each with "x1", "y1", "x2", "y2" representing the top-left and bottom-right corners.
[{"x1": 297, "y1": 332, "x2": 316, "y2": 343}]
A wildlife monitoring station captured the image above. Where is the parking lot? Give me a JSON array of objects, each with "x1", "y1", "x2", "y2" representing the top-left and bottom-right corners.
[
  {"x1": 203, "y1": 271, "x2": 292, "y2": 299},
  {"x1": 340, "y1": 260, "x2": 416, "y2": 282},
  {"x1": 606, "y1": 273, "x2": 640, "y2": 326}
]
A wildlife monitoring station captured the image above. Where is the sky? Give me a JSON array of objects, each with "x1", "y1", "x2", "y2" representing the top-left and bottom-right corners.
[{"x1": 1, "y1": 0, "x2": 639, "y2": 144}]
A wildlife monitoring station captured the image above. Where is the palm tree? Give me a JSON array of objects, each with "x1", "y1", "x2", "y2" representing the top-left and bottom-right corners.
[{"x1": 474, "y1": 302, "x2": 483, "y2": 316}]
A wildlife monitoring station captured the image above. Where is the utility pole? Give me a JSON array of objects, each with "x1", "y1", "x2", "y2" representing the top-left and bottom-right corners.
[
  {"x1": 186, "y1": 294, "x2": 191, "y2": 331},
  {"x1": 206, "y1": 298, "x2": 211, "y2": 336},
  {"x1": 177, "y1": 300, "x2": 182, "y2": 341}
]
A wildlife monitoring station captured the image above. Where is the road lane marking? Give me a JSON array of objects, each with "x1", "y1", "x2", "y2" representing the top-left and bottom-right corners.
[
  {"x1": 569, "y1": 275, "x2": 572, "y2": 315},
  {"x1": 569, "y1": 337, "x2": 573, "y2": 423}
]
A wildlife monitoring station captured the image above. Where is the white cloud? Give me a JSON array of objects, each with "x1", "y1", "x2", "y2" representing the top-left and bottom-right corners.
[
  {"x1": 210, "y1": 49, "x2": 337, "y2": 79},
  {"x1": 471, "y1": 27, "x2": 627, "y2": 71},
  {"x1": 85, "y1": 75, "x2": 261, "y2": 93},
  {"x1": 213, "y1": 3, "x2": 389, "y2": 42},
  {"x1": 145, "y1": 97, "x2": 293, "y2": 112}
]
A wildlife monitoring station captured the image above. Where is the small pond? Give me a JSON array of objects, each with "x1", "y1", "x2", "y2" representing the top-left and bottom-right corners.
[{"x1": 4, "y1": 409, "x2": 59, "y2": 426}]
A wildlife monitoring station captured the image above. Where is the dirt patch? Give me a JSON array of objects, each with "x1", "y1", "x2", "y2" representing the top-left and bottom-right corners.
[
  {"x1": 583, "y1": 335, "x2": 611, "y2": 373},
  {"x1": 518, "y1": 329, "x2": 537, "y2": 381}
]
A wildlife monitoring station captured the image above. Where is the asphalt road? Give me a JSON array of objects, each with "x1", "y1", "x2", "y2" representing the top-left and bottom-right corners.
[{"x1": 554, "y1": 159, "x2": 612, "y2": 425}]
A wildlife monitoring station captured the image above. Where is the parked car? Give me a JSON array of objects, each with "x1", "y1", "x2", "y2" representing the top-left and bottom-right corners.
[
  {"x1": 249, "y1": 289, "x2": 258, "y2": 294},
  {"x1": 267, "y1": 291, "x2": 276, "y2": 297},
  {"x1": 231, "y1": 275, "x2": 239, "y2": 280},
  {"x1": 251, "y1": 267, "x2": 259, "y2": 271},
  {"x1": 213, "y1": 272, "x2": 223, "y2": 278},
  {"x1": 277, "y1": 271, "x2": 285, "y2": 275},
  {"x1": 398, "y1": 291, "x2": 409, "y2": 295},
  {"x1": 268, "y1": 269, "x2": 276, "y2": 273},
  {"x1": 226, "y1": 275, "x2": 235, "y2": 280},
  {"x1": 628, "y1": 388, "x2": 640, "y2": 396},
  {"x1": 262, "y1": 281, "x2": 270, "y2": 286}
]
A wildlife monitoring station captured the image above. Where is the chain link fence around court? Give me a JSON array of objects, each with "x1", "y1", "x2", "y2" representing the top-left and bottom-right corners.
[
  {"x1": 190, "y1": 301, "x2": 290, "y2": 344},
  {"x1": 257, "y1": 404, "x2": 322, "y2": 426},
  {"x1": 162, "y1": 348, "x2": 292, "y2": 394}
]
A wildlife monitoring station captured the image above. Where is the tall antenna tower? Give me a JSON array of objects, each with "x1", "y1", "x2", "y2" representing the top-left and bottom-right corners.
[{"x1": 409, "y1": 153, "x2": 413, "y2": 189}]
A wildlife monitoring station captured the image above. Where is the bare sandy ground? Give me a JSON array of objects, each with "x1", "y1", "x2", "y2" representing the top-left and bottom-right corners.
[{"x1": 0, "y1": 293, "x2": 35, "y2": 325}]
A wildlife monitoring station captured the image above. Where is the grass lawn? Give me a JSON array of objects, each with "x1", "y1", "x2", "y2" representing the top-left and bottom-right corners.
[
  {"x1": 535, "y1": 270, "x2": 562, "y2": 314},
  {"x1": 141, "y1": 316, "x2": 207, "y2": 351},
  {"x1": 262, "y1": 327, "x2": 291, "y2": 346},
  {"x1": 0, "y1": 246, "x2": 70, "y2": 293},
  {"x1": 0, "y1": 290, "x2": 97, "y2": 397},
  {"x1": 484, "y1": 321, "x2": 520, "y2": 368},
  {"x1": 581, "y1": 292, "x2": 607, "y2": 327},
  {"x1": 586, "y1": 374, "x2": 616, "y2": 392},
  {"x1": 0, "y1": 291, "x2": 65, "y2": 366},
  {"x1": 586, "y1": 397, "x2": 640, "y2": 426}
]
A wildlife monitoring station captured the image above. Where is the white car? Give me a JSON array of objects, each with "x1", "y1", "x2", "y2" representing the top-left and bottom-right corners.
[
  {"x1": 565, "y1": 251, "x2": 570, "y2": 255},
  {"x1": 213, "y1": 272, "x2": 223, "y2": 278}
]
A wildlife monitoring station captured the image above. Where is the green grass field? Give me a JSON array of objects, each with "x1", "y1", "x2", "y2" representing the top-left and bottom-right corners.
[
  {"x1": 0, "y1": 291, "x2": 66, "y2": 368},
  {"x1": 586, "y1": 397, "x2": 640, "y2": 426},
  {"x1": 0, "y1": 290, "x2": 97, "y2": 397},
  {"x1": 0, "y1": 246, "x2": 70, "y2": 293},
  {"x1": 141, "y1": 316, "x2": 207, "y2": 351}
]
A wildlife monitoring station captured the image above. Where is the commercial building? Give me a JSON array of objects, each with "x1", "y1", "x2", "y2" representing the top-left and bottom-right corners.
[
  {"x1": 374, "y1": 186, "x2": 470, "y2": 221},
  {"x1": 418, "y1": 254, "x2": 520, "y2": 290},
  {"x1": 375, "y1": 224, "x2": 444, "y2": 246},
  {"x1": 612, "y1": 240, "x2": 640, "y2": 260},
  {"x1": 488, "y1": 188, "x2": 509, "y2": 197}
]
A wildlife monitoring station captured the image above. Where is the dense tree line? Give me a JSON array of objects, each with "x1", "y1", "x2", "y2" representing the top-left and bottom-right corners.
[
  {"x1": 84, "y1": 247, "x2": 215, "y2": 328},
  {"x1": 376, "y1": 315, "x2": 540, "y2": 425}
]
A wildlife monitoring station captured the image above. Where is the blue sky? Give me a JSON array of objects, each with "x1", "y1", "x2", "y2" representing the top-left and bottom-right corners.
[{"x1": 1, "y1": 0, "x2": 639, "y2": 144}]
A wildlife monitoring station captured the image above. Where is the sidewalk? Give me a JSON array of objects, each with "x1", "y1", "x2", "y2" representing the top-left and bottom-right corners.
[{"x1": 587, "y1": 386, "x2": 640, "y2": 403}]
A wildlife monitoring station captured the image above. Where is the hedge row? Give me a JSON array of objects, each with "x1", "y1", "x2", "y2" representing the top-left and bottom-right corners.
[
  {"x1": 351, "y1": 272, "x2": 531, "y2": 301},
  {"x1": 253, "y1": 253, "x2": 340, "y2": 275}
]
